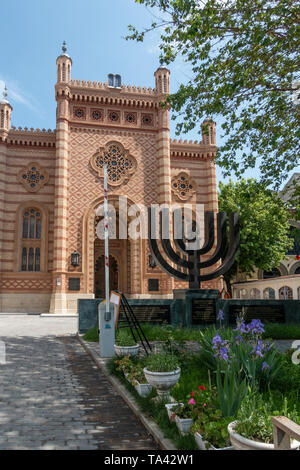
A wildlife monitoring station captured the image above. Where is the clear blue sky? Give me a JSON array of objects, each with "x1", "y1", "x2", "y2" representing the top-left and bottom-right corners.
[{"x1": 0, "y1": 0, "x2": 298, "y2": 189}]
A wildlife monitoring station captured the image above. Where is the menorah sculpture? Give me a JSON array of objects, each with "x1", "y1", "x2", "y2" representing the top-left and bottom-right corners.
[{"x1": 148, "y1": 208, "x2": 240, "y2": 289}]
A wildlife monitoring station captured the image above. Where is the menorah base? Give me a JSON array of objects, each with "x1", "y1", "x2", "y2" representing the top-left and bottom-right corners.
[{"x1": 173, "y1": 289, "x2": 220, "y2": 327}]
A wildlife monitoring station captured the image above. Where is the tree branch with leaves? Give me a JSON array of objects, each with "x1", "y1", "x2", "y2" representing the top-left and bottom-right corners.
[{"x1": 127, "y1": 0, "x2": 300, "y2": 187}]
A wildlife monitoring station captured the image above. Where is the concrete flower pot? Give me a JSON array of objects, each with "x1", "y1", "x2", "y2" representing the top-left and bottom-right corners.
[
  {"x1": 143, "y1": 367, "x2": 181, "y2": 400},
  {"x1": 195, "y1": 432, "x2": 233, "y2": 451},
  {"x1": 228, "y1": 421, "x2": 300, "y2": 450},
  {"x1": 134, "y1": 382, "x2": 153, "y2": 397},
  {"x1": 175, "y1": 416, "x2": 193, "y2": 434},
  {"x1": 114, "y1": 344, "x2": 139, "y2": 357},
  {"x1": 165, "y1": 403, "x2": 183, "y2": 421},
  {"x1": 194, "y1": 432, "x2": 207, "y2": 450}
]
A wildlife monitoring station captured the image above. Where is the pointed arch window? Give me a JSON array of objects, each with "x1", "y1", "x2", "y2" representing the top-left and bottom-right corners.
[
  {"x1": 21, "y1": 208, "x2": 42, "y2": 272},
  {"x1": 22, "y1": 209, "x2": 42, "y2": 240}
]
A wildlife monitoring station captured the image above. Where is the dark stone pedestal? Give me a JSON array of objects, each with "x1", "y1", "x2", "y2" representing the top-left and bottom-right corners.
[{"x1": 173, "y1": 289, "x2": 219, "y2": 327}]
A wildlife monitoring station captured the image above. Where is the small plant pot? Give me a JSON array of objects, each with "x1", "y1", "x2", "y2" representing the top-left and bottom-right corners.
[
  {"x1": 165, "y1": 403, "x2": 183, "y2": 421},
  {"x1": 209, "y1": 444, "x2": 234, "y2": 451},
  {"x1": 175, "y1": 416, "x2": 193, "y2": 434},
  {"x1": 114, "y1": 344, "x2": 139, "y2": 357},
  {"x1": 143, "y1": 367, "x2": 181, "y2": 400},
  {"x1": 194, "y1": 432, "x2": 207, "y2": 450},
  {"x1": 134, "y1": 382, "x2": 153, "y2": 397},
  {"x1": 228, "y1": 421, "x2": 300, "y2": 450}
]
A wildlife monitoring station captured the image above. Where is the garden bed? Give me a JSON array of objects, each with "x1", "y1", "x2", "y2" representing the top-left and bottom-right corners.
[{"x1": 83, "y1": 321, "x2": 300, "y2": 450}]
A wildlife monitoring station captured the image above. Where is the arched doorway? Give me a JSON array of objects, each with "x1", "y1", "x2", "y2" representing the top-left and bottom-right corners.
[
  {"x1": 82, "y1": 194, "x2": 142, "y2": 297},
  {"x1": 94, "y1": 254, "x2": 119, "y2": 298}
]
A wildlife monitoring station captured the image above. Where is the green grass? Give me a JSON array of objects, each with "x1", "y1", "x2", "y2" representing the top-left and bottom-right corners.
[
  {"x1": 83, "y1": 322, "x2": 300, "y2": 343},
  {"x1": 263, "y1": 323, "x2": 300, "y2": 340},
  {"x1": 82, "y1": 325, "x2": 98, "y2": 342},
  {"x1": 82, "y1": 323, "x2": 213, "y2": 343}
]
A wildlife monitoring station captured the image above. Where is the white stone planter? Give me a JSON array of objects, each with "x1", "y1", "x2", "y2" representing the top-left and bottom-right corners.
[
  {"x1": 175, "y1": 416, "x2": 193, "y2": 434},
  {"x1": 143, "y1": 367, "x2": 181, "y2": 400},
  {"x1": 165, "y1": 403, "x2": 183, "y2": 421},
  {"x1": 195, "y1": 432, "x2": 233, "y2": 451},
  {"x1": 134, "y1": 382, "x2": 153, "y2": 397},
  {"x1": 194, "y1": 432, "x2": 207, "y2": 450},
  {"x1": 228, "y1": 421, "x2": 300, "y2": 450},
  {"x1": 114, "y1": 344, "x2": 139, "y2": 357}
]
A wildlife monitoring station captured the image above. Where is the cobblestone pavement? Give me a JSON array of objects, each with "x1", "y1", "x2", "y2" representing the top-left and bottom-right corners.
[{"x1": 0, "y1": 335, "x2": 157, "y2": 450}]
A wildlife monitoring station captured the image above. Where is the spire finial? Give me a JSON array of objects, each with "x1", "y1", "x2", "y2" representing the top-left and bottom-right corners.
[
  {"x1": 3, "y1": 85, "x2": 7, "y2": 100},
  {"x1": 62, "y1": 41, "x2": 67, "y2": 54}
]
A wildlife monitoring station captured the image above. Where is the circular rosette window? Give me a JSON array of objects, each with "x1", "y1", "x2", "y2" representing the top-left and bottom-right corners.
[
  {"x1": 90, "y1": 141, "x2": 137, "y2": 186},
  {"x1": 171, "y1": 172, "x2": 197, "y2": 201}
]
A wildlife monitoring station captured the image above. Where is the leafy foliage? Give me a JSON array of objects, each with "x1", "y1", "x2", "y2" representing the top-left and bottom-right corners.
[
  {"x1": 127, "y1": 0, "x2": 300, "y2": 186},
  {"x1": 115, "y1": 329, "x2": 137, "y2": 346},
  {"x1": 235, "y1": 393, "x2": 300, "y2": 443},
  {"x1": 218, "y1": 178, "x2": 293, "y2": 288},
  {"x1": 191, "y1": 415, "x2": 233, "y2": 449},
  {"x1": 146, "y1": 352, "x2": 180, "y2": 372}
]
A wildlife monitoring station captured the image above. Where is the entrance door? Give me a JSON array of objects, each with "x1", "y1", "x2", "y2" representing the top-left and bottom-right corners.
[{"x1": 94, "y1": 254, "x2": 119, "y2": 298}]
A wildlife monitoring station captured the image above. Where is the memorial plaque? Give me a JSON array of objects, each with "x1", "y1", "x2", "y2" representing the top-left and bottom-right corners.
[
  {"x1": 119, "y1": 304, "x2": 170, "y2": 324},
  {"x1": 68, "y1": 277, "x2": 80, "y2": 291},
  {"x1": 229, "y1": 304, "x2": 285, "y2": 324},
  {"x1": 148, "y1": 279, "x2": 159, "y2": 292},
  {"x1": 192, "y1": 299, "x2": 216, "y2": 325}
]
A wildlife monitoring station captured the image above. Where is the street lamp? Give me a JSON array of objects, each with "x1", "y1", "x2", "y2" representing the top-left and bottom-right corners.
[{"x1": 71, "y1": 251, "x2": 80, "y2": 267}]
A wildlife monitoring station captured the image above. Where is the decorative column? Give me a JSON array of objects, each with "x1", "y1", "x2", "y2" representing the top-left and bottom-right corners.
[
  {"x1": 154, "y1": 68, "x2": 174, "y2": 294},
  {"x1": 155, "y1": 67, "x2": 171, "y2": 205},
  {"x1": 49, "y1": 43, "x2": 72, "y2": 313},
  {"x1": 0, "y1": 87, "x2": 12, "y2": 278}
]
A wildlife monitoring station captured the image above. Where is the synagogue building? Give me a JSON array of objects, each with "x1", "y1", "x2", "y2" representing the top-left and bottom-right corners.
[{"x1": 0, "y1": 44, "x2": 220, "y2": 314}]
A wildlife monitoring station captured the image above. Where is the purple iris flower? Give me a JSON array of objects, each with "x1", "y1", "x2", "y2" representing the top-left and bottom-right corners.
[
  {"x1": 212, "y1": 334, "x2": 223, "y2": 349},
  {"x1": 219, "y1": 346, "x2": 229, "y2": 361},
  {"x1": 262, "y1": 362, "x2": 270, "y2": 371},
  {"x1": 251, "y1": 340, "x2": 264, "y2": 357},
  {"x1": 234, "y1": 334, "x2": 244, "y2": 344},
  {"x1": 248, "y1": 319, "x2": 265, "y2": 335},
  {"x1": 217, "y1": 309, "x2": 224, "y2": 321}
]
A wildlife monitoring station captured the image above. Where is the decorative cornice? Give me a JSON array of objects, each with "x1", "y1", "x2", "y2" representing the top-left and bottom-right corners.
[
  {"x1": 170, "y1": 138, "x2": 217, "y2": 159},
  {"x1": 6, "y1": 127, "x2": 56, "y2": 147},
  {"x1": 55, "y1": 80, "x2": 159, "y2": 109},
  {"x1": 69, "y1": 79, "x2": 155, "y2": 95}
]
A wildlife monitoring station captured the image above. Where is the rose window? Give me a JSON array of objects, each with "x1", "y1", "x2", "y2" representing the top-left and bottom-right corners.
[
  {"x1": 171, "y1": 172, "x2": 196, "y2": 201},
  {"x1": 90, "y1": 142, "x2": 137, "y2": 186},
  {"x1": 92, "y1": 110, "x2": 102, "y2": 120},
  {"x1": 108, "y1": 111, "x2": 120, "y2": 122},
  {"x1": 125, "y1": 112, "x2": 136, "y2": 124},
  {"x1": 18, "y1": 162, "x2": 49, "y2": 193},
  {"x1": 74, "y1": 108, "x2": 85, "y2": 119},
  {"x1": 141, "y1": 114, "x2": 153, "y2": 125}
]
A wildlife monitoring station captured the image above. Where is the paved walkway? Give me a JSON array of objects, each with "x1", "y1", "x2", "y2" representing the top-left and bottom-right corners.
[
  {"x1": 0, "y1": 314, "x2": 78, "y2": 337},
  {"x1": 0, "y1": 316, "x2": 157, "y2": 450}
]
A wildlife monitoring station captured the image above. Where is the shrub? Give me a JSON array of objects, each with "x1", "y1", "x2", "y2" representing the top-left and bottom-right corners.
[
  {"x1": 145, "y1": 353, "x2": 180, "y2": 372},
  {"x1": 235, "y1": 393, "x2": 300, "y2": 444},
  {"x1": 115, "y1": 329, "x2": 137, "y2": 347}
]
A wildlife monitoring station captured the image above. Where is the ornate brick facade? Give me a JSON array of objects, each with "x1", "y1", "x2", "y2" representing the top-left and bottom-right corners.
[{"x1": 0, "y1": 45, "x2": 221, "y2": 313}]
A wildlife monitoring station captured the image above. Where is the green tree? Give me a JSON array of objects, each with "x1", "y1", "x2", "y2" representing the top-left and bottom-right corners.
[
  {"x1": 127, "y1": 0, "x2": 300, "y2": 186},
  {"x1": 218, "y1": 179, "x2": 293, "y2": 293}
]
